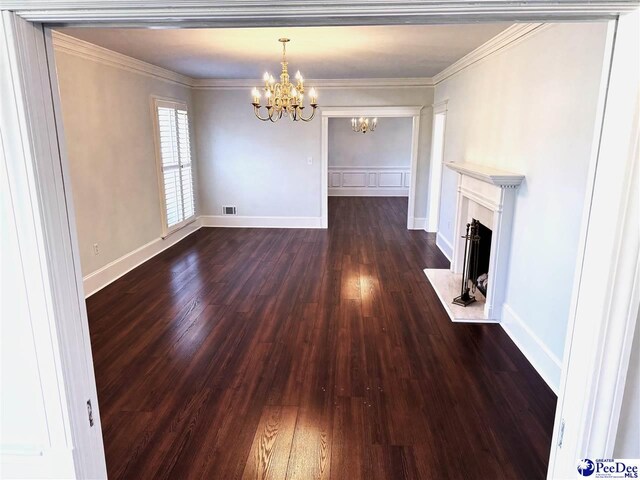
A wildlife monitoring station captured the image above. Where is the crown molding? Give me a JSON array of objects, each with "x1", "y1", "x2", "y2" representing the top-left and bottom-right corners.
[
  {"x1": 191, "y1": 77, "x2": 435, "y2": 89},
  {"x1": 432, "y1": 23, "x2": 549, "y2": 85},
  {"x1": 7, "y1": 1, "x2": 638, "y2": 24},
  {"x1": 51, "y1": 30, "x2": 193, "y2": 87},
  {"x1": 320, "y1": 105, "x2": 424, "y2": 117},
  {"x1": 51, "y1": 31, "x2": 435, "y2": 89}
]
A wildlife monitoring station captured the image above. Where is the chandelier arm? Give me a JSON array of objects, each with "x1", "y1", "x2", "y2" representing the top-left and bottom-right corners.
[
  {"x1": 297, "y1": 105, "x2": 317, "y2": 122},
  {"x1": 267, "y1": 109, "x2": 284, "y2": 123},
  {"x1": 253, "y1": 104, "x2": 272, "y2": 121}
]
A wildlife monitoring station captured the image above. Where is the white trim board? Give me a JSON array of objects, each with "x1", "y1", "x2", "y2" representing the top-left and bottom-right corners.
[
  {"x1": 329, "y1": 189, "x2": 409, "y2": 197},
  {"x1": 410, "y1": 217, "x2": 426, "y2": 230},
  {"x1": 9, "y1": 1, "x2": 635, "y2": 23},
  {"x1": 200, "y1": 215, "x2": 323, "y2": 229},
  {"x1": 436, "y1": 232, "x2": 453, "y2": 261},
  {"x1": 83, "y1": 222, "x2": 201, "y2": 297},
  {"x1": 192, "y1": 77, "x2": 435, "y2": 89},
  {"x1": 501, "y1": 304, "x2": 562, "y2": 394}
]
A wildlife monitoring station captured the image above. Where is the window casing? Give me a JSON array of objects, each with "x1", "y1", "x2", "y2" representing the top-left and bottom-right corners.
[{"x1": 152, "y1": 98, "x2": 195, "y2": 236}]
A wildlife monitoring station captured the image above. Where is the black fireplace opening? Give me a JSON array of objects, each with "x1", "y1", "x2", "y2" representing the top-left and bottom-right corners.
[{"x1": 469, "y1": 219, "x2": 492, "y2": 296}]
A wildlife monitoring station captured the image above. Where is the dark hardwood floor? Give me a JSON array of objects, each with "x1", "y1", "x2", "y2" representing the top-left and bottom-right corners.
[{"x1": 87, "y1": 196, "x2": 556, "y2": 480}]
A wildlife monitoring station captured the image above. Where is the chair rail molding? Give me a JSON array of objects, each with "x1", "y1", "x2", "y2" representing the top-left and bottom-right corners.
[
  {"x1": 329, "y1": 165, "x2": 411, "y2": 197},
  {"x1": 4, "y1": 1, "x2": 637, "y2": 24}
]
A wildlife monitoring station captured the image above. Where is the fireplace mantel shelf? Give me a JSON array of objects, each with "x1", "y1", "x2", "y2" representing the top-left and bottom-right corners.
[{"x1": 445, "y1": 162, "x2": 524, "y2": 188}]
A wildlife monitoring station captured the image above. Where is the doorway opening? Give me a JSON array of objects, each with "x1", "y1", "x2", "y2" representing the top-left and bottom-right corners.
[
  {"x1": 327, "y1": 116, "x2": 414, "y2": 228},
  {"x1": 320, "y1": 106, "x2": 423, "y2": 229},
  {"x1": 3, "y1": 9, "x2": 637, "y2": 478},
  {"x1": 426, "y1": 101, "x2": 447, "y2": 232}
]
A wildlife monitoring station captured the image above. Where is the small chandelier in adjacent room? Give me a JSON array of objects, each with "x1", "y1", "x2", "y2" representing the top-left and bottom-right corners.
[
  {"x1": 251, "y1": 38, "x2": 318, "y2": 122},
  {"x1": 352, "y1": 117, "x2": 378, "y2": 134}
]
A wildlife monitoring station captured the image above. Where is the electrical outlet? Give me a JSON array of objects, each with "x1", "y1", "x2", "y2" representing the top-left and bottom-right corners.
[
  {"x1": 93, "y1": 243, "x2": 99, "y2": 255},
  {"x1": 307, "y1": 156, "x2": 313, "y2": 165}
]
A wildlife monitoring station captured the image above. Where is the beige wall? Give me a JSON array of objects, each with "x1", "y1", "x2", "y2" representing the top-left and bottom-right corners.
[
  {"x1": 193, "y1": 86, "x2": 433, "y2": 219},
  {"x1": 54, "y1": 50, "x2": 193, "y2": 276},
  {"x1": 434, "y1": 22, "x2": 610, "y2": 389},
  {"x1": 328, "y1": 117, "x2": 413, "y2": 168}
]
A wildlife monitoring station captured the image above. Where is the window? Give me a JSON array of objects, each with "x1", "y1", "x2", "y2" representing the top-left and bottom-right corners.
[{"x1": 153, "y1": 99, "x2": 195, "y2": 235}]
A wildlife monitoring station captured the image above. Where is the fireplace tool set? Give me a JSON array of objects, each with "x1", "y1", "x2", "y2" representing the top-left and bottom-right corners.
[{"x1": 453, "y1": 220, "x2": 481, "y2": 307}]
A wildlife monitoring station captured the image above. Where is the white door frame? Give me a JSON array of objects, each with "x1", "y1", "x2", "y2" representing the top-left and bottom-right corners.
[
  {"x1": 0, "y1": 14, "x2": 106, "y2": 478},
  {"x1": 547, "y1": 10, "x2": 640, "y2": 478},
  {"x1": 426, "y1": 100, "x2": 448, "y2": 232},
  {"x1": 1, "y1": 3, "x2": 638, "y2": 478},
  {"x1": 321, "y1": 106, "x2": 423, "y2": 229}
]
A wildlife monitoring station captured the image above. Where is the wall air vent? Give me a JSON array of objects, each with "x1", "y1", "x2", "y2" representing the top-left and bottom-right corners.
[{"x1": 222, "y1": 206, "x2": 237, "y2": 215}]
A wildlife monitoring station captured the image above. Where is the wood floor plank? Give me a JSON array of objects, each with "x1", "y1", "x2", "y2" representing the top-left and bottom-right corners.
[
  {"x1": 285, "y1": 406, "x2": 332, "y2": 480},
  {"x1": 242, "y1": 406, "x2": 299, "y2": 480},
  {"x1": 86, "y1": 197, "x2": 556, "y2": 480}
]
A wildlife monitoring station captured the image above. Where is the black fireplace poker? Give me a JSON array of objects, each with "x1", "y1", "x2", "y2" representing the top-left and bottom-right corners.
[{"x1": 453, "y1": 221, "x2": 481, "y2": 307}]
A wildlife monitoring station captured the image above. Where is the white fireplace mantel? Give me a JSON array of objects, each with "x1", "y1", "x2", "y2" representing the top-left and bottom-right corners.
[
  {"x1": 444, "y1": 162, "x2": 524, "y2": 188},
  {"x1": 426, "y1": 162, "x2": 524, "y2": 322}
]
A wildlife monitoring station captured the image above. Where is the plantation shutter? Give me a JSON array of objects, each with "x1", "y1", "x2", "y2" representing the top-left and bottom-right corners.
[{"x1": 156, "y1": 102, "x2": 195, "y2": 231}]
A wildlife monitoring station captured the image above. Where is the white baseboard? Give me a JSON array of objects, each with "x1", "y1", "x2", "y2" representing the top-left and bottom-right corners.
[
  {"x1": 328, "y1": 188, "x2": 409, "y2": 197},
  {"x1": 409, "y1": 217, "x2": 426, "y2": 230},
  {"x1": 500, "y1": 303, "x2": 562, "y2": 394},
  {"x1": 82, "y1": 221, "x2": 201, "y2": 297},
  {"x1": 200, "y1": 215, "x2": 323, "y2": 229},
  {"x1": 436, "y1": 232, "x2": 453, "y2": 261}
]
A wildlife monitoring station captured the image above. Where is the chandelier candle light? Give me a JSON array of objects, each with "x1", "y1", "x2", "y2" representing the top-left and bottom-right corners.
[
  {"x1": 251, "y1": 38, "x2": 318, "y2": 122},
  {"x1": 352, "y1": 117, "x2": 378, "y2": 133}
]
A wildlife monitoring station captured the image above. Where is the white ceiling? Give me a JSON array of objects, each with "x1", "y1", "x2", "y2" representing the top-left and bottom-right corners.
[{"x1": 58, "y1": 24, "x2": 511, "y2": 79}]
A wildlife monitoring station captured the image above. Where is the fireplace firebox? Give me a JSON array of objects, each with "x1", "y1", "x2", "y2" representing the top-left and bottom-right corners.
[
  {"x1": 470, "y1": 219, "x2": 492, "y2": 296},
  {"x1": 452, "y1": 219, "x2": 492, "y2": 306}
]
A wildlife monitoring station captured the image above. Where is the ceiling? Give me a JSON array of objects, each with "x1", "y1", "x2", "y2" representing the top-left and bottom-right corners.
[{"x1": 58, "y1": 24, "x2": 511, "y2": 79}]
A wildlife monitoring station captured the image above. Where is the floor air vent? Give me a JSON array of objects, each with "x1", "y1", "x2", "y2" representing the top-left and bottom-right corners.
[{"x1": 222, "y1": 206, "x2": 237, "y2": 215}]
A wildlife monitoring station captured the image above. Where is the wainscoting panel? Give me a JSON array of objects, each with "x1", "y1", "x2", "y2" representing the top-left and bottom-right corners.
[
  {"x1": 328, "y1": 166, "x2": 410, "y2": 197},
  {"x1": 379, "y1": 171, "x2": 404, "y2": 187},
  {"x1": 342, "y1": 172, "x2": 368, "y2": 188},
  {"x1": 330, "y1": 172, "x2": 341, "y2": 188}
]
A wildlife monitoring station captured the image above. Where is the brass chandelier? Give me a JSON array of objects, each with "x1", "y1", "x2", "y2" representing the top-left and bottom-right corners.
[
  {"x1": 251, "y1": 38, "x2": 318, "y2": 122},
  {"x1": 352, "y1": 117, "x2": 378, "y2": 133}
]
